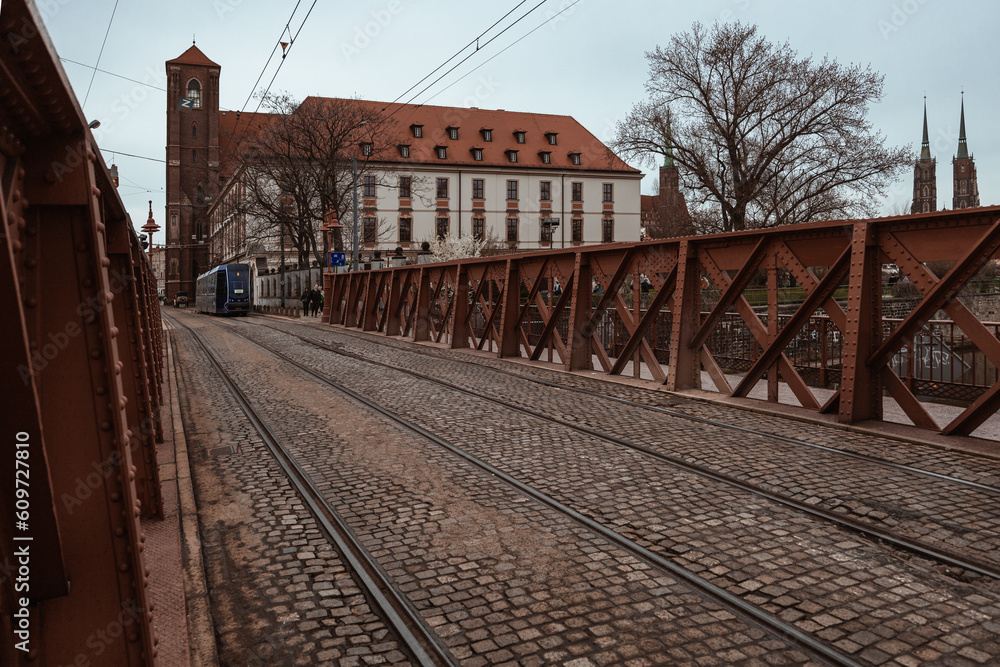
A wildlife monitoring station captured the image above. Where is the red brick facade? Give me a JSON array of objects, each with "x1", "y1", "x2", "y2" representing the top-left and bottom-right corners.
[{"x1": 165, "y1": 45, "x2": 220, "y2": 299}]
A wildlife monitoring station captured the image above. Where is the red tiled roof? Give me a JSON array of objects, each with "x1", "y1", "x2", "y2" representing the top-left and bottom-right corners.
[
  {"x1": 300, "y1": 97, "x2": 640, "y2": 174},
  {"x1": 218, "y1": 109, "x2": 280, "y2": 178},
  {"x1": 167, "y1": 45, "x2": 219, "y2": 68},
  {"x1": 215, "y1": 97, "x2": 641, "y2": 178}
]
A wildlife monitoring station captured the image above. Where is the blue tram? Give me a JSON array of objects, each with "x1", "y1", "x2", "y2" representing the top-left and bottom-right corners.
[{"x1": 196, "y1": 263, "x2": 252, "y2": 315}]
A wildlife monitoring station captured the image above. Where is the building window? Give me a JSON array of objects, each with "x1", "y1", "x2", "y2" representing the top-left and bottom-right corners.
[
  {"x1": 472, "y1": 178, "x2": 484, "y2": 200},
  {"x1": 436, "y1": 177, "x2": 449, "y2": 199},
  {"x1": 602, "y1": 217, "x2": 614, "y2": 242},
  {"x1": 399, "y1": 217, "x2": 412, "y2": 242},
  {"x1": 192, "y1": 149, "x2": 197, "y2": 162},
  {"x1": 603, "y1": 183, "x2": 614, "y2": 202},
  {"x1": 569, "y1": 153, "x2": 581, "y2": 165},
  {"x1": 192, "y1": 123, "x2": 197, "y2": 138},
  {"x1": 473, "y1": 216, "x2": 485, "y2": 240},
  {"x1": 398, "y1": 145, "x2": 410, "y2": 158},
  {"x1": 361, "y1": 142, "x2": 373, "y2": 156},
  {"x1": 448, "y1": 127, "x2": 459, "y2": 140},
  {"x1": 363, "y1": 175, "x2": 376, "y2": 197},
  {"x1": 363, "y1": 216, "x2": 377, "y2": 244},
  {"x1": 539, "y1": 151, "x2": 551, "y2": 164},
  {"x1": 572, "y1": 217, "x2": 582, "y2": 242},
  {"x1": 541, "y1": 218, "x2": 553, "y2": 243},
  {"x1": 506, "y1": 180, "x2": 518, "y2": 200},
  {"x1": 471, "y1": 148, "x2": 483, "y2": 161},
  {"x1": 546, "y1": 132, "x2": 557, "y2": 145},
  {"x1": 399, "y1": 176, "x2": 411, "y2": 198},
  {"x1": 507, "y1": 150, "x2": 518, "y2": 163},
  {"x1": 411, "y1": 124, "x2": 423, "y2": 138},
  {"x1": 572, "y1": 182, "x2": 582, "y2": 201},
  {"x1": 436, "y1": 217, "x2": 449, "y2": 239},
  {"x1": 436, "y1": 146, "x2": 447, "y2": 159},
  {"x1": 506, "y1": 217, "x2": 518, "y2": 242},
  {"x1": 482, "y1": 129, "x2": 492, "y2": 142},
  {"x1": 514, "y1": 131, "x2": 525, "y2": 144},
  {"x1": 923, "y1": 203, "x2": 929, "y2": 213},
  {"x1": 186, "y1": 79, "x2": 201, "y2": 109},
  {"x1": 540, "y1": 181, "x2": 551, "y2": 201}
]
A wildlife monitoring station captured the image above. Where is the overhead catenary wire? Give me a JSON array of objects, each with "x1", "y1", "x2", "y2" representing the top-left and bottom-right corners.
[
  {"x1": 230, "y1": 0, "x2": 319, "y2": 151},
  {"x1": 421, "y1": 0, "x2": 583, "y2": 106},
  {"x1": 382, "y1": 0, "x2": 550, "y2": 124},
  {"x1": 380, "y1": 0, "x2": 529, "y2": 114},
  {"x1": 83, "y1": 0, "x2": 120, "y2": 109},
  {"x1": 62, "y1": 57, "x2": 167, "y2": 92}
]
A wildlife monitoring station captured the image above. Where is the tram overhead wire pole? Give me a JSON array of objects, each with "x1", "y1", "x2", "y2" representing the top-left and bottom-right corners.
[{"x1": 352, "y1": 155, "x2": 359, "y2": 269}]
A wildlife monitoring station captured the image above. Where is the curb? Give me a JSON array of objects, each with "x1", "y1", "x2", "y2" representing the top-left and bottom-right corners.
[{"x1": 166, "y1": 324, "x2": 220, "y2": 666}]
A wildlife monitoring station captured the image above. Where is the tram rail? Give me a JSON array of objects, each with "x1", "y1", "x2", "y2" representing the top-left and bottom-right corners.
[{"x1": 236, "y1": 317, "x2": 1000, "y2": 584}]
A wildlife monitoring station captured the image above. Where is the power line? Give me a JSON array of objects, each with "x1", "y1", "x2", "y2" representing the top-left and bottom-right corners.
[
  {"x1": 383, "y1": 0, "x2": 549, "y2": 123},
  {"x1": 231, "y1": 0, "x2": 319, "y2": 150},
  {"x1": 83, "y1": 0, "x2": 120, "y2": 109},
  {"x1": 235, "y1": 0, "x2": 303, "y2": 115},
  {"x1": 381, "y1": 0, "x2": 528, "y2": 113},
  {"x1": 422, "y1": 0, "x2": 583, "y2": 106},
  {"x1": 61, "y1": 57, "x2": 166, "y2": 92},
  {"x1": 102, "y1": 149, "x2": 165, "y2": 164}
]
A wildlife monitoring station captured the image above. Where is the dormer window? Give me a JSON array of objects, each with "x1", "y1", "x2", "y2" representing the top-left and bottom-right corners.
[
  {"x1": 539, "y1": 151, "x2": 551, "y2": 164},
  {"x1": 447, "y1": 127, "x2": 459, "y2": 140},
  {"x1": 506, "y1": 150, "x2": 518, "y2": 163},
  {"x1": 514, "y1": 131, "x2": 526, "y2": 144},
  {"x1": 398, "y1": 145, "x2": 410, "y2": 158},
  {"x1": 471, "y1": 148, "x2": 483, "y2": 161},
  {"x1": 481, "y1": 128, "x2": 493, "y2": 142},
  {"x1": 569, "y1": 152, "x2": 581, "y2": 165},
  {"x1": 545, "y1": 132, "x2": 558, "y2": 145},
  {"x1": 361, "y1": 142, "x2": 373, "y2": 156},
  {"x1": 435, "y1": 146, "x2": 447, "y2": 159},
  {"x1": 411, "y1": 124, "x2": 423, "y2": 138}
]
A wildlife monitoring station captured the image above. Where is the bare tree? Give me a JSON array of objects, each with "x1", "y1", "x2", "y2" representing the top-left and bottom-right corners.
[
  {"x1": 614, "y1": 22, "x2": 911, "y2": 233},
  {"x1": 228, "y1": 94, "x2": 408, "y2": 266}
]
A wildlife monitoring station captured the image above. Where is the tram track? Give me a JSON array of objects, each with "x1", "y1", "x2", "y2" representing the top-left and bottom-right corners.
[
  {"x1": 170, "y1": 314, "x2": 456, "y2": 667},
  {"x1": 261, "y1": 320, "x2": 1000, "y2": 495},
  {"x1": 191, "y1": 313, "x2": 864, "y2": 667},
  {"x1": 240, "y1": 318, "x2": 1000, "y2": 583}
]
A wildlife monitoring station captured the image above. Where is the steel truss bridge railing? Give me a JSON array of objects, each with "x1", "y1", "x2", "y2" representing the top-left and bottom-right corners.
[
  {"x1": 1, "y1": 0, "x2": 163, "y2": 664},
  {"x1": 325, "y1": 205, "x2": 1000, "y2": 440}
]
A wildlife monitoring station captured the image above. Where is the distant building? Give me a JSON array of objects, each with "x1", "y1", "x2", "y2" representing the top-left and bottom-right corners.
[
  {"x1": 163, "y1": 44, "x2": 220, "y2": 300},
  {"x1": 164, "y1": 44, "x2": 643, "y2": 296},
  {"x1": 911, "y1": 96, "x2": 979, "y2": 214}
]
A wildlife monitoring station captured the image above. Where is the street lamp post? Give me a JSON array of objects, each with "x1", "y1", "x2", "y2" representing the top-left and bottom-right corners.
[{"x1": 351, "y1": 155, "x2": 359, "y2": 269}]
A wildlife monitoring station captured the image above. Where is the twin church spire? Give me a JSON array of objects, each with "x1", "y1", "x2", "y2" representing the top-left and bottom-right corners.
[{"x1": 911, "y1": 96, "x2": 979, "y2": 214}]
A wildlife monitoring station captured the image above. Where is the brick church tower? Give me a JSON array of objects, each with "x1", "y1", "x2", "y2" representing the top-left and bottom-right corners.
[
  {"x1": 911, "y1": 99, "x2": 936, "y2": 214},
  {"x1": 952, "y1": 95, "x2": 980, "y2": 210},
  {"x1": 164, "y1": 44, "x2": 221, "y2": 299},
  {"x1": 655, "y1": 111, "x2": 694, "y2": 238}
]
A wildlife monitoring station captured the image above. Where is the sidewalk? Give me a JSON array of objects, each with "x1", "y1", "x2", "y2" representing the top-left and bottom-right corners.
[{"x1": 141, "y1": 324, "x2": 217, "y2": 666}]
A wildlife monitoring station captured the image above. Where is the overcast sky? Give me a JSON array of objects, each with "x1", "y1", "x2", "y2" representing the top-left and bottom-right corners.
[{"x1": 38, "y1": 0, "x2": 1000, "y2": 237}]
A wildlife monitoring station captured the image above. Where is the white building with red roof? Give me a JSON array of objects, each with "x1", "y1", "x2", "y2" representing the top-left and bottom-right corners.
[{"x1": 168, "y1": 45, "x2": 643, "y2": 289}]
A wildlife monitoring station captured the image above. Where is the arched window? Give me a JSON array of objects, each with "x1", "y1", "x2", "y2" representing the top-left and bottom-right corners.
[
  {"x1": 192, "y1": 149, "x2": 197, "y2": 163},
  {"x1": 186, "y1": 79, "x2": 202, "y2": 109},
  {"x1": 192, "y1": 123, "x2": 198, "y2": 138},
  {"x1": 197, "y1": 184, "x2": 203, "y2": 202},
  {"x1": 922, "y1": 186, "x2": 928, "y2": 197}
]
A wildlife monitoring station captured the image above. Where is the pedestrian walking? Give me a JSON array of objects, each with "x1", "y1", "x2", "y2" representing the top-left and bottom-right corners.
[
  {"x1": 309, "y1": 285, "x2": 322, "y2": 317},
  {"x1": 299, "y1": 288, "x2": 310, "y2": 316}
]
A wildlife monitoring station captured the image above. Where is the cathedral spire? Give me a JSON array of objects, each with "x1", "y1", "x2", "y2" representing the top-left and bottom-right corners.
[
  {"x1": 663, "y1": 107, "x2": 674, "y2": 168},
  {"x1": 957, "y1": 93, "x2": 969, "y2": 159},
  {"x1": 920, "y1": 97, "x2": 931, "y2": 160}
]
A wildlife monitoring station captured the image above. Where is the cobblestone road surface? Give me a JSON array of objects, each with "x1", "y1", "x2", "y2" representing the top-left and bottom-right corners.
[{"x1": 169, "y1": 312, "x2": 1000, "y2": 666}]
